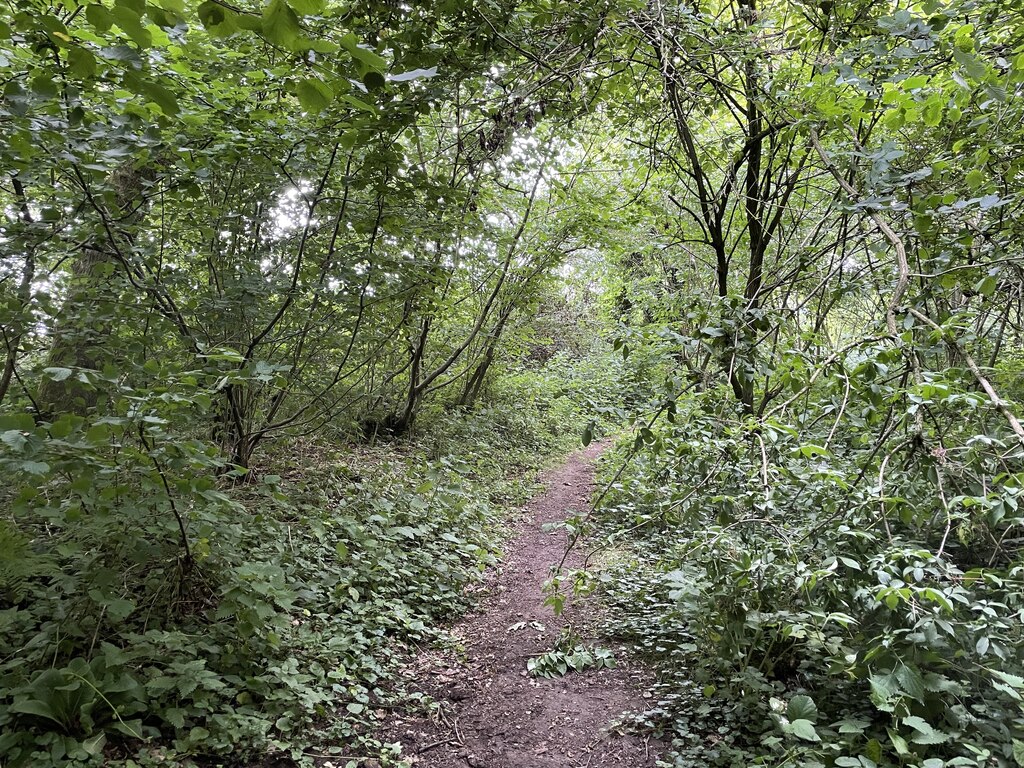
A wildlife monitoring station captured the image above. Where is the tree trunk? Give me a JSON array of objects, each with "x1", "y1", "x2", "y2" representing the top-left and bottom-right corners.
[{"x1": 37, "y1": 163, "x2": 147, "y2": 415}]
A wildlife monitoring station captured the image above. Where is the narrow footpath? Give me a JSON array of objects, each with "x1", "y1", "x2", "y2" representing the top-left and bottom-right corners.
[{"x1": 385, "y1": 443, "x2": 659, "y2": 768}]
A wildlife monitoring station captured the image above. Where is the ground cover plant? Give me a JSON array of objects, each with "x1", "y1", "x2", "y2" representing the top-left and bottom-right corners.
[
  {"x1": 3, "y1": 0, "x2": 1024, "y2": 766},
  {"x1": 0, "y1": 371, "x2": 591, "y2": 766}
]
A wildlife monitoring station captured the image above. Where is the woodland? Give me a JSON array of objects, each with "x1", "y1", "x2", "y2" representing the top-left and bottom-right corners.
[{"x1": 1, "y1": 0, "x2": 1024, "y2": 766}]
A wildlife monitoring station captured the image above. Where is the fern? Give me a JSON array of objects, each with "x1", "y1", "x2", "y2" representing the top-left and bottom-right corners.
[{"x1": 0, "y1": 520, "x2": 54, "y2": 603}]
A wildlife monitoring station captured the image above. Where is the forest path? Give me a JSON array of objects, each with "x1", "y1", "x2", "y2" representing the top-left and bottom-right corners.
[{"x1": 383, "y1": 442, "x2": 659, "y2": 768}]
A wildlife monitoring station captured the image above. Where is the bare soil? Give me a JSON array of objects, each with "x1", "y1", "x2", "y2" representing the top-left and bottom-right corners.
[{"x1": 383, "y1": 442, "x2": 659, "y2": 768}]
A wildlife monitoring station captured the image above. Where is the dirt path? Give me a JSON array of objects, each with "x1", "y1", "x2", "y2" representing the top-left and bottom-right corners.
[{"x1": 385, "y1": 443, "x2": 659, "y2": 768}]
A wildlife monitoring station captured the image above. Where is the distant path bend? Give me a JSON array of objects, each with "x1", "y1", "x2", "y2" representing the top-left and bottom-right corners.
[{"x1": 385, "y1": 442, "x2": 659, "y2": 768}]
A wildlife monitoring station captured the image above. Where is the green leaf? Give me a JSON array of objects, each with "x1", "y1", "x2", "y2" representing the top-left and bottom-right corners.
[
  {"x1": 922, "y1": 101, "x2": 943, "y2": 127},
  {"x1": 1012, "y1": 739, "x2": 1024, "y2": 767},
  {"x1": 67, "y1": 47, "x2": 98, "y2": 78},
  {"x1": 110, "y1": 5, "x2": 152, "y2": 47},
  {"x1": 122, "y1": 71, "x2": 179, "y2": 115},
  {"x1": 49, "y1": 416, "x2": 77, "y2": 439},
  {"x1": 142, "y1": 80, "x2": 180, "y2": 115},
  {"x1": 44, "y1": 367, "x2": 73, "y2": 382},
  {"x1": 362, "y1": 70, "x2": 386, "y2": 91},
  {"x1": 787, "y1": 694, "x2": 818, "y2": 722},
  {"x1": 295, "y1": 77, "x2": 333, "y2": 113},
  {"x1": 790, "y1": 719, "x2": 820, "y2": 742},
  {"x1": 837, "y1": 718, "x2": 870, "y2": 734},
  {"x1": 2, "y1": 430, "x2": 28, "y2": 452},
  {"x1": 903, "y1": 715, "x2": 950, "y2": 745},
  {"x1": 896, "y1": 664, "x2": 926, "y2": 702},
  {"x1": 865, "y1": 738, "x2": 883, "y2": 763},
  {"x1": 86, "y1": 4, "x2": 114, "y2": 31},
  {"x1": 952, "y1": 48, "x2": 987, "y2": 79},
  {"x1": 340, "y1": 33, "x2": 387, "y2": 70},
  {"x1": 262, "y1": 0, "x2": 302, "y2": 49},
  {"x1": 797, "y1": 444, "x2": 831, "y2": 459},
  {"x1": 0, "y1": 414, "x2": 34, "y2": 431},
  {"x1": 974, "y1": 275, "x2": 997, "y2": 297},
  {"x1": 82, "y1": 733, "x2": 107, "y2": 756},
  {"x1": 888, "y1": 728, "x2": 910, "y2": 755},
  {"x1": 197, "y1": 0, "x2": 239, "y2": 35},
  {"x1": 339, "y1": 93, "x2": 377, "y2": 113},
  {"x1": 991, "y1": 669, "x2": 1024, "y2": 689},
  {"x1": 289, "y1": 0, "x2": 325, "y2": 13},
  {"x1": 9, "y1": 699, "x2": 64, "y2": 726}
]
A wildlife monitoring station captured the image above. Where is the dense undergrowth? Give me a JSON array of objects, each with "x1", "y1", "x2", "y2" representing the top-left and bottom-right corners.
[
  {"x1": 0, "y1": 359, "x2": 591, "y2": 768},
  {"x1": 4, "y1": 2, "x2": 1024, "y2": 767},
  {"x1": 588, "y1": 375, "x2": 1024, "y2": 768}
]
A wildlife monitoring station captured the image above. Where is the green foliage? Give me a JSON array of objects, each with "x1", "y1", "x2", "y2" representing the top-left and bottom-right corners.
[
  {"x1": 591, "y1": 379, "x2": 1024, "y2": 767},
  {"x1": 3, "y1": 0, "x2": 1024, "y2": 766},
  {"x1": 0, "y1": 371, "x2": 582, "y2": 765},
  {"x1": 527, "y1": 630, "x2": 617, "y2": 679}
]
